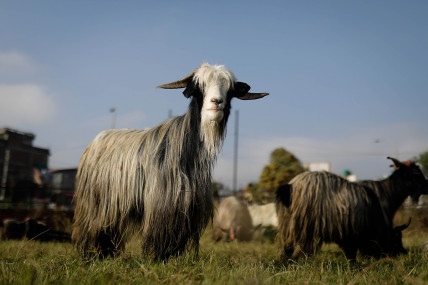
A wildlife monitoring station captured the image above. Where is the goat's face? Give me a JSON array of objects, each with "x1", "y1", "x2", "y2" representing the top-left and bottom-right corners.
[
  {"x1": 157, "y1": 63, "x2": 268, "y2": 150},
  {"x1": 192, "y1": 64, "x2": 236, "y2": 127},
  {"x1": 388, "y1": 218, "x2": 411, "y2": 256},
  {"x1": 201, "y1": 79, "x2": 230, "y2": 124},
  {"x1": 388, "y1": 157, "x2": 428, "y2": 202}
]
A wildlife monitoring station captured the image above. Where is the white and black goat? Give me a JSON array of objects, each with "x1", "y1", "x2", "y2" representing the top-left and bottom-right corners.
[{"x1": 72, "y1": 63, "x2": 268, "y2": 260}]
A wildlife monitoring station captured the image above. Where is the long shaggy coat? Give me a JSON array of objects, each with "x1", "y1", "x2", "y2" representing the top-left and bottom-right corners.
[
  {"x1": 73, "y1": 119, "x2": 215, "y2": 260},
  {"x1": 72, "y1": 63, "x2": 268, "y2": 260},
  {"x1": 277, "y1": 171, "x2": 406, "y2": 260}
]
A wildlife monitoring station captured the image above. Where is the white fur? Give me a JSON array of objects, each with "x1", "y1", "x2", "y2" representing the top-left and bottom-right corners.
[
  {"x1": 194, "y1": 63, "x2": 234, "y2": 124},
  {"x1": 193, "y1": 63, "x2": 236, "y2": 156}
]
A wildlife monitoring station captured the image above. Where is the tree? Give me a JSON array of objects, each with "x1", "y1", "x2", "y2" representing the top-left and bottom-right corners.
[
  {"x1": 414, "y1": 151, "x2": 428, "y2": 177},
  {"x1": 249, "y1": 147, "x2": 305, "y2": 203}
]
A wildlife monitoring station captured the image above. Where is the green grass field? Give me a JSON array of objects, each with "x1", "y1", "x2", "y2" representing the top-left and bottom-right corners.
[{"x1": 1, "y1": 208, "x2": 428, "y2": 284}]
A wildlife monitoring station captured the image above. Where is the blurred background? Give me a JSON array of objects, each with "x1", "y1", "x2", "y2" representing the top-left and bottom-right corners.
[{"x1": 0, "y1": 1, "x2": 427, "y2": 208}]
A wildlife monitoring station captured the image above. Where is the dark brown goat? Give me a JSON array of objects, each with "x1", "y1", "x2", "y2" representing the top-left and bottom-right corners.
[{"x1": 276, "y1": 170, "x2": 411, "y2": 261}]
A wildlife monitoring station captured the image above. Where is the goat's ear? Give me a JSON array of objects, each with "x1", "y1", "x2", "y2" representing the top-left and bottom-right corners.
[
  {"x1": 232, "y1": 82, "x2": 251, "y2": 98},
  {"x1": 182, "y1": 85, "x2": 194, "y2": 98},
  {"x1": 234, "y1": 82, "x2": 269, "y2": 100},
  {"x1": 182, "y1": 81, "x2": 201, "y2": 98}
]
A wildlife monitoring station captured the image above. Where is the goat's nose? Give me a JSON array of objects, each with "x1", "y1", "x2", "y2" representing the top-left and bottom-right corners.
[{"x1": 211, "y1": 98, "x2": 223, "y2": 105}]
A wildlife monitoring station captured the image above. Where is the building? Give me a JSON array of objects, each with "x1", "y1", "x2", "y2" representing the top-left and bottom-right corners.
[
  {"x1": 49, "y1": 168, "x2": 77, "y2": 210},
  {"x1": 303, "y1": 161, "x2": 332, "y2": 172},
  {"x1": 0, "y1": 128, "x2": 50, "y2": 203}
]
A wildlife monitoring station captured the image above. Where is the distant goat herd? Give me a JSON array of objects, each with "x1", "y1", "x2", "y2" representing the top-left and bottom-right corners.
[{"x1": 1, "y1": 63, "x2": 427, "y2": 264}]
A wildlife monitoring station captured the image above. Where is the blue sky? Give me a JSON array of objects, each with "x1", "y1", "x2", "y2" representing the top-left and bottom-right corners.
[{"x1": 1, "y1": 1, "x2": 427, "y2": 189}]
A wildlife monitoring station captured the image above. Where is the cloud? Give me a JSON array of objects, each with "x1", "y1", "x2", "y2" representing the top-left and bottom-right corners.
[
  {"x1": 0, "y1": 51, "x2": 57, "y2": 127},
  {"x1": 0, "y1": 84, "x2": 57, "y2": 126},
  {"x1": 0, "y1": 51, "x2": 38, "y2": 81}
]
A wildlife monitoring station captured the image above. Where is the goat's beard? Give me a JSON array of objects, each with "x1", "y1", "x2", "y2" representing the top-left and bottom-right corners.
[{"x1": 200, "y1": 118, "x2": 224, "y2": 158}]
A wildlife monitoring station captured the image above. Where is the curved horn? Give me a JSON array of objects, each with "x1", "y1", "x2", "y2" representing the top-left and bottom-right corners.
[
  {"x1": 237, "y1": 92, "x2": 269, "y2": 100},
  {"x1": 156, "y1": 70, "x2": 196, "y2": 89},
  {"x1": 394, "y1": 217, "x2": 411, "y2": 231},
  {"x1": 387, "y1": 157, "x2": 403, "y2": 169}
]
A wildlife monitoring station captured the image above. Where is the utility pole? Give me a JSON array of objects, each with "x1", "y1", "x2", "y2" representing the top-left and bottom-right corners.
[
  {"x1": 233, "y1": 110, "x2": 239, "y2": 192},
  {"x1": 110, "y1": 108, "x2": 117, "y2": 129}
]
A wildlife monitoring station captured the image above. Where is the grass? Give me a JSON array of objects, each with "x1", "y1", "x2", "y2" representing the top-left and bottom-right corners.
[{"x1": 1, "y1": 208, "x2": 428, "y2": 284}]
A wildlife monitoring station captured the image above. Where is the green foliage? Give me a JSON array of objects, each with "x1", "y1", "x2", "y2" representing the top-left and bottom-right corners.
[
  {"x1": 414, "y1": 151, "x2": 428, "y2": 177},
  {"x1": 253, "y1": 147, "x2": 305, "y2": 203},
  {"x1": 245, "y1": 183, "x2": 264, "y2": 204}
]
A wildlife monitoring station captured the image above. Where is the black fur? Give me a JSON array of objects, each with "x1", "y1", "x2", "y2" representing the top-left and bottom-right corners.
[{"x1": 276, "y1": 184, "x2": 291, "y2": 207}]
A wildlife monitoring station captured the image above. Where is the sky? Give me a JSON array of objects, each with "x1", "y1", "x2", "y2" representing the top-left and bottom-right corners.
[{"x1": 0, "y1": 1, "x2": 427, "y2": 190}]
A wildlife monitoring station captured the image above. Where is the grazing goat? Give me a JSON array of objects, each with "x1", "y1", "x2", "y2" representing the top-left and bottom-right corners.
[
  {"x1": 212, "y1": 196, "x2": 254, "y2": 242},
  {"x1": 72, "y1": 63, "x2": 268, "y2": 260},
  {"x1": 276, "y1": 171, "x2": 411, "y2": 260}
]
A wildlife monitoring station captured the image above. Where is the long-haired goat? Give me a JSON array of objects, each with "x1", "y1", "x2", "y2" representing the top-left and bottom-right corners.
[
  {"x1": 212, "y1": 196, "x2": 254, "y2": 242},
  {"x1": 72, "y1": 63, "x2": 268, "y2": 260},
  {"x1": 276, "y1": 171, "x2": 411, "y2": 261}
]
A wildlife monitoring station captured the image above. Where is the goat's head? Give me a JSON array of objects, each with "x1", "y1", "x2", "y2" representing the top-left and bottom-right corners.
[
  {"x1": 158, "y1": 63, "x2": 268, "y2": 155},
  {"x1": 388, "y1": 218, "x2": 411, "y2": 256},
  {"x1": 157, "y1": 63, "x2": 268, "y2": 124},
  {"x1": 363, "y1": 218, "x2": 411, "y2": 257},
  {"x1": 388, "y1": 157, "x2": 428, "y2": 203}
]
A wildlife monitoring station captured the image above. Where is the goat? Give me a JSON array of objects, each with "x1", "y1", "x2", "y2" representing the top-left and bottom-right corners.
[
  {"x1": 276, "y1": 171, "x2": 411, "y2": 261},
  {"x1": 212, "y1": 196, "x2": 254, "y2": 242},
  {"x1": 72, "y1": 63, "x2": 268, "y2": 260}
]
